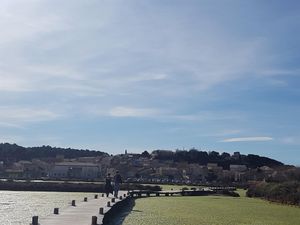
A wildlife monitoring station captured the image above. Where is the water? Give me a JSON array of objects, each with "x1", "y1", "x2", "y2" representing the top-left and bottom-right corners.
[{"x1": 0, "y1": 191, "x2": 98, "y2": 225}]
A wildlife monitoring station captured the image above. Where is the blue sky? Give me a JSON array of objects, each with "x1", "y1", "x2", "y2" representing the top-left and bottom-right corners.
[{"x1": 0, "y1": 0, "x2": 299, "y2": 165}]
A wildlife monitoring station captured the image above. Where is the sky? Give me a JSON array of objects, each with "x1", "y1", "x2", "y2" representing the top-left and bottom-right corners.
[{"x1": 0, "y1": 0, "x2": 299, "y2": 165}]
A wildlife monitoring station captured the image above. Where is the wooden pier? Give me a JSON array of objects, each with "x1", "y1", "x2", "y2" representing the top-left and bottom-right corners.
[
  {"x1": 30, "y1": 186, "x2": 236, "y2": 225},
  {"x1": 34, "y1": 191, "x2": 128, "y2": 225}
]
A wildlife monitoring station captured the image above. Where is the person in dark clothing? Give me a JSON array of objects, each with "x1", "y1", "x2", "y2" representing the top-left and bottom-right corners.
[
  {"x1": 113, "y1": 171, "x2": 123, "y2": 198},
  {"x1": 104, "y1": 173, "x2": 113, "y2": 197}
]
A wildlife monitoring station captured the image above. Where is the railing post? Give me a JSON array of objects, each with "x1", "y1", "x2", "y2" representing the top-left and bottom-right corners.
[
  {"x1": 107, "y1": 201, "x2": 111, "y2": 207},
  {"x1": 99, "y1": 207, "x2": 104, "y2": 215},
  {"x1": 54, "y1": 208, "x2": 59, "y2": 214},
  {"x1": 72, "y1": 200, "x2": 76, "y2": 206},
  {"x1": 84, "y1": 197, "x2": 88, "y2": 202},
  {"x1": 31, "y1": 216, "x2": 38, "y2": 225},
  {"x1": 112, "y1": 198, "x2": 115, "y2": 203},
  {"x1": 94, "y1": 194, "x2": 98, "y2": 199},
  {"x1": 91, "y1": 216, "x2": 97, "y2": 225}
]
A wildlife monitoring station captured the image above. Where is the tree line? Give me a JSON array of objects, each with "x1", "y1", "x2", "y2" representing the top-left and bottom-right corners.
[
  {"x1": 0, "y1": 143, "x2": 108, "y2": 164},
  {"x1": 0, "y1": 143, "x2": 284, "y2": 170},
  {"x1": 151, "y1": 149, "x2": 283, "y2": 169}
]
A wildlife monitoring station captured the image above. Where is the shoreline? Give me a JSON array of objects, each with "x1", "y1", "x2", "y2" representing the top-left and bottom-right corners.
[{"x1": 0, "y1": 180, "x2": 161, "y2": 192}]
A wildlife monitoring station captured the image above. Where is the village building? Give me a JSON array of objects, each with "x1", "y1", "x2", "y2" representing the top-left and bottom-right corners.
[
  {"x1": 48, "y1": 162, "x2": 100, "y2": 180},
  {"x1": 230, "y1": 164, "x2": 247, "y2": 172}
]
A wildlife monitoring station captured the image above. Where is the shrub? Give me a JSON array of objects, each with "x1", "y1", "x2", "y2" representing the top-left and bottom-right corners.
[{"x1": 247, "y1": 181, "x2": 300, "y2": 206}]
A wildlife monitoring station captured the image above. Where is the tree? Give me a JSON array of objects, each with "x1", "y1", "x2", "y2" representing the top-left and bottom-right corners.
[{"x1": 141, "y1": 151, "x2": 150, "y2": 158}]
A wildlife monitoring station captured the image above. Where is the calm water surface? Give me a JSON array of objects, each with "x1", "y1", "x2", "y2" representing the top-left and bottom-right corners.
[{"x1": 0, "y1": 191, "x2": 97, "y2": 225}]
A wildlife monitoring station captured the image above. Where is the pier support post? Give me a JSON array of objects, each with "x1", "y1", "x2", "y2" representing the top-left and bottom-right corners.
[
  {"x1": 31, "y1": 216, "x2": 38, "y2": 225},
  {"x1": 147, "y1": 192, "x2": 150, "y2": 197},
  {"x1": 99, "y1": 207, "x2": 104, "y2": 215},
  {"x1": 91, "y1": 216, "x2": 97, "y2": 225},
  {"x1": 54, "y1": 208, "x2": 59, "y2": 214},
  {"x1": 94, "y1": 194, "x2": 98, "y2": 199},
  {"x1": 156, "y1": 193, "x2": 160, "y2": 197},
  {"x1": 72, "y1": 200, "x2": 76, "y2": 206},
  {"x1": 84, "y1": 197, "x2": 88, "y2": 202}
]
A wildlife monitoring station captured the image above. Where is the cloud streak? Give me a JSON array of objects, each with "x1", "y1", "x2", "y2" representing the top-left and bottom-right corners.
[
  {"x1": 0, "y1": 107, "x2": 61, "y2": 125},
  {"x1": 108, "y1": 106, "x2": 160, "y2": 118},
  {"x1": 221, "y1": 137, "x2": 274, "y2": 142}
]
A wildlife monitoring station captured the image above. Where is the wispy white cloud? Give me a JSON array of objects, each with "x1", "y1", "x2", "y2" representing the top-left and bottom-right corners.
[
  {"x1": 0, "y1": 0, "x2": 275, "y2": 98},
  {"x1": 259, "y1": 69, "x2": 300, "y2": 77},
  {"x1": 168, "y1": 111, "x2": 244, "y2": 122},
  {"x1": 0, "y1": 0, "x2": 298, "y2": 165},
  {"x1": 221, "y1": 137, "x2": 273, "y2": 142},
  {"x1": 0, "y1": 122, "x2": 24, "y2": 129},
  {"x1": 0, "y1": 107, "x2": 61, "y2": 124},
  {"x1": 128, "y1": 73, "x2": 168, "y2": 82},
  {"x1": 108, "y1": 106, "x2": 159, "y2": 118}
]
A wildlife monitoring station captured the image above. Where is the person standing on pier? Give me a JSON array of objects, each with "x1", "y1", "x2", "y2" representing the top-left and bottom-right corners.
[
  {"x1": 113, "y1": 171, "x2": 123, "y2": 198},
  {"x1": 105, "y1": 173, "x2": 113, "y2": 197}
]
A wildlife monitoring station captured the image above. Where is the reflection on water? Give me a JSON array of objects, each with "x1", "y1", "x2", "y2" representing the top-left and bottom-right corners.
[{"x1": 0, "y1": 191, "x2": 97, "y2": 225}]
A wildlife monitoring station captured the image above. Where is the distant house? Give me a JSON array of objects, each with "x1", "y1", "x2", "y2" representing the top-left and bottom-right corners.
[
  {"x1": 4, "y1": 169, "x2": 24, "y2": 178},
  {"x1": 49, "y1": 162, "x2": 100, "y2": 179},
  {"x1": 207, "y1": 163, "x2": 223, "y2": 173},
  {"x1": 229, "y1": 164, "x2": 247, "y2": 181},
  {"x1": 0, "y1": 161, "x2": 4, "y2": 171},
  {"x1": 230, "y1": 164, "x2": 247, "y2": 172},
  {"x1": 158, "y1": 167, "x2": 181, "y2": 179},
  {"x1": 207, "y1": 163, "x2": 218, "y2": 170}
]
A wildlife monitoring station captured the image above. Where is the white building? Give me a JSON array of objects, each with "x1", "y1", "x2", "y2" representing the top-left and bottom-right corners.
[{"x1": 49, "y1": 162, "x2": 100, "y2": 179}]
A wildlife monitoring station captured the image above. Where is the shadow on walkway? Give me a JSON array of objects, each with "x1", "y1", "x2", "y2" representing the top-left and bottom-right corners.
[{"x1": 104, "y1": 198, "x2": 136, "y2": 225}]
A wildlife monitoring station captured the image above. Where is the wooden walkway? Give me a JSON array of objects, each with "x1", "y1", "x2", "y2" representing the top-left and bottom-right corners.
[
  {"x1": 33, "y1": 186, "x2": 236, "y2": 225},
  {"x1": 38, "y1": 191, "x2": 128, "y2": 225}
]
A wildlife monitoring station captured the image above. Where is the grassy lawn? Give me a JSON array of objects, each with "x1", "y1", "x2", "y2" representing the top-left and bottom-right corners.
[{"x1": 122, "y1": 193, "x2": 300, "y2": 225}]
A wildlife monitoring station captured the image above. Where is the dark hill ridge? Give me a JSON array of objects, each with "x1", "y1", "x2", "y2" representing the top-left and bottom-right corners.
[
  {"x1": 0, "y1": 143, "x2": 108, "y2": 163},
  {"x1": 151, "y1": 149, "x2": 284, "y2": 169},
  {"x1": 0, "y1": 143, "x2": 284, "y2": 169}
]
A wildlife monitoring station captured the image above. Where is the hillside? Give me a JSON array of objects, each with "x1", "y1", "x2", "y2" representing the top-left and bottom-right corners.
[
  {"x1": 0, "y1": 143, "x2": 284, "y2": 169},
  {"x1": 0, "y1": 143, "x2": 108, "y2": 164}
]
